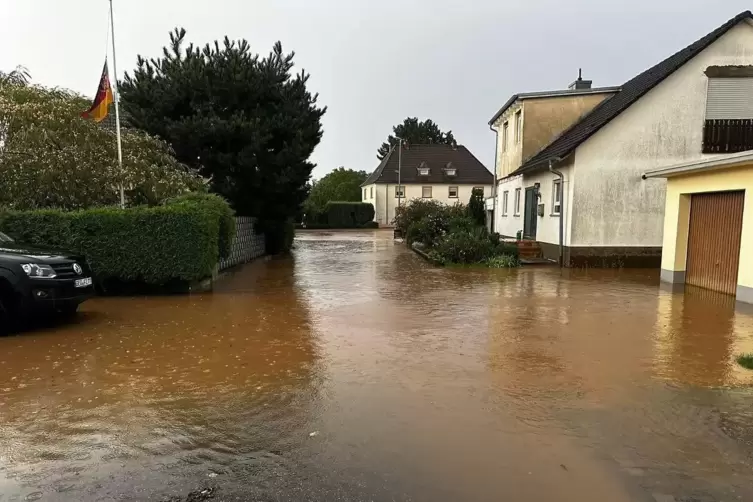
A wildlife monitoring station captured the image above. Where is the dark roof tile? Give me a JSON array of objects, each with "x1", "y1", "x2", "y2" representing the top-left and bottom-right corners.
[
  {"x1": 362, "y1": 144, "x2": 492, "y2": 186},
  {"x1": 514, "y1": 10, "x2": 753, "y2": 175}
]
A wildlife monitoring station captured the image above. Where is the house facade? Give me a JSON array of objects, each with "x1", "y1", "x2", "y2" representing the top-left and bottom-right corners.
[
  {"x1": 645, "y1": 152, "x2": 753, "y2": 304},
  {"x1": 362, "y1": 144, "x2": 493, "y2": 226},
  {"x1": 491, "y1": 11, "x2": 753, "y2": 266}
]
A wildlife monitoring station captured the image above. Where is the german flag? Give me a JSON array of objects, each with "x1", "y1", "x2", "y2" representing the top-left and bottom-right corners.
[{"x1": 81, "y1": 63, "x2": 114, "y2": 122}]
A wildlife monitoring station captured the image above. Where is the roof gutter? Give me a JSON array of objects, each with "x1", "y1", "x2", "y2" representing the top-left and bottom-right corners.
[{"x1": 642, "y1": 150, "x2": 753, "y2": 179}]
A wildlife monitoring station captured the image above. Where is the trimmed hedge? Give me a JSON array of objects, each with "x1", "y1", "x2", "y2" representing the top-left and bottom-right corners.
[
  {"x1": 0, "y1": 195, "x2": 235, "y2": 285},
  {"x1": 323, "y1": 202, "x2": 375, "y2": 228},
  {"x1": 165, "y1": 193, "x2": 235, "y2": 259}
]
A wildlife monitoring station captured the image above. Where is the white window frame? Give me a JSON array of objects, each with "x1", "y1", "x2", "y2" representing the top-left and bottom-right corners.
[
  {"x1": 370, "y1": 186, "x2": 373, "y2": 199},
  {"x1": 514, "y1": 188, "x2": 521, "y2": 216},
  {"x1": 502, "y1": 121, "x2": 509, "y2": 152},
  {"x1": 448, "y1": 186, "x2": 458, "y2": 198},
  {"x1": 363, "y1": 188, "x2": 367, "y2": 200},
  {"x1": 514, "y1": 110, "x2": 522, "y2": 144},
  {"x1": 422, "y1": 186, "x2": 432, "y2": 198},
  {"x1": 395, "y1": 185, "x2": 405, "y2": 198},
  {"x1": 552, "y1": 180, "x2": 562, "y2": 216},
  {"x1": 502, "y1": 190, "x2": 509, "y2": 216}
]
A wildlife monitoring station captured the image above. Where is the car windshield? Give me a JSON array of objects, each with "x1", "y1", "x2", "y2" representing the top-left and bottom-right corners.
[{"x1": 0, "y1": 232, "x2": 14, "y2": 243}]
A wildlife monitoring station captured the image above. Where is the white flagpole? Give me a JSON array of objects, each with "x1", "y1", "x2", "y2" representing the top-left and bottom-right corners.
[{"x1": 109, "y1": 0, "x2": 125, "y2": 209}]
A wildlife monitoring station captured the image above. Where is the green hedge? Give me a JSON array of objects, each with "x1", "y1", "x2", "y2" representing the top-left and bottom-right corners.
[
  {"x1": 322, "y1": 202, "x2": 375, "y2": 228},
  {"x1": 0, "y1": 195, "x2": 235, "y2": 285},
  {"x1": 165, "y1": 193, "x2": 235, "y2": 259}
]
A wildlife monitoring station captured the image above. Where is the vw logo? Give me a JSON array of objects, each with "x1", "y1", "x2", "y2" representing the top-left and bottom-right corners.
[{"x1": 73, "y1": 263, "x2": 83, "y2": 275}]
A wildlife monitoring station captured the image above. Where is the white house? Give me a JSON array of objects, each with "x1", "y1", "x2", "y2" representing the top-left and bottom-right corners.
[
  {"x1": 491, "y1": 10, "x2": 753, "y2": 266},
  {"x1": 362, "y1": 144, "x2": 493, "y2": 226}
]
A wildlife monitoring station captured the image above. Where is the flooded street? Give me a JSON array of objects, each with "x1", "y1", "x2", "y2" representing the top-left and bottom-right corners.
[{"x1": 2, "y1": 229, "x2": 753, "y2": 501}]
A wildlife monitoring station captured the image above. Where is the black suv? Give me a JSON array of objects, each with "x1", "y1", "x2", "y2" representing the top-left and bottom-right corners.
[{"x1": 0, "y1": 231, "x2": 94, "y2": 330}]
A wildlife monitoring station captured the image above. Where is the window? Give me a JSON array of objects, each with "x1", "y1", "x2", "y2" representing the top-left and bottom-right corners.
[
  {"x1": 448, "y1": 186, "x2": 458, "y2": 198},
  {"x1": 502, "y1": 191, "x2": 509, "y2": 216},
  {"x1": 363, "y1": 188, "x2": 367, "y2": 200},
  {"x1": 395, "y1": 185, "x2": 405, "y2": 198},
  {"x1": 552, "y1": 180, "x2": 562, "y2": 215},
  {"x1": 422, "y1": 186, "x2": 432, "y2": 198},
  {"x1": 370, "y1": 186, "x2": 373, "y2": 199},
  {"x1": 502, "y1": 121, "x2": 509, "y2": 152},
  {"x1": 514, "y1": 188, "x2": 521, "y2": 216},
  {"x1": 704, "y1": 75, "x2": 753, "y2": 153},
  {"x1": 418, "y1": 161, "x2": 430, "y2": 176},
  {"x1": 514, "y1": 110, "x2": 522, "y2": 144}
]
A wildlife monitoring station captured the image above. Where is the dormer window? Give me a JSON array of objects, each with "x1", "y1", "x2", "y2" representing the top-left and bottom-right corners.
[
  {"x1": 417, "y1": 161, "x2": 430, "y2": 176},
  {"x1": 443, "y1": 162, "x2": 457, "y2": 176}
]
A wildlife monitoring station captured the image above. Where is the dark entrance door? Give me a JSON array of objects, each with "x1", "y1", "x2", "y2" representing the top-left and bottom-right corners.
[{"x1": 523, "y1": 187, "x2": 537, "y2": 239}]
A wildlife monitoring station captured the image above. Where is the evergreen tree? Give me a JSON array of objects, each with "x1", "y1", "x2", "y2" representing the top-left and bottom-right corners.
[
  {"x1": 119, "y1": 28, "x2": 326, "y2": 252},
  {"x1": 377, "y1": 117, "x2": 456, "y2": 160},
  {"x1": 467, "y1": 188, "x2": 486, "y2": 227}
]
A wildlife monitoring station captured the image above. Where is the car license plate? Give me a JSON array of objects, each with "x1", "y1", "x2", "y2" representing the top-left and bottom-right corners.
[{"x1": 75, "y1": 277, "x2": 92, "y2": 288}]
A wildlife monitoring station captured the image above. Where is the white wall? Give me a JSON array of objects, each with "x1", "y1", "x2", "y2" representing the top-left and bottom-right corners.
[
  {"x1": 494, "y1": 175, "x2": 524, "y2": 237},
  {"x1": 370, "y1": 183, "x2": 491, "y2": 226},
  {"x1": 571, "y1": 21, "x2": 753, "y2": 247}
]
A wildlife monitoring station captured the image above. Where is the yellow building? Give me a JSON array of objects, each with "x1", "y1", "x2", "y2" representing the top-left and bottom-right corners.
[{"x1": 644, "y1": 151, "x2": 753, "y2": 304}]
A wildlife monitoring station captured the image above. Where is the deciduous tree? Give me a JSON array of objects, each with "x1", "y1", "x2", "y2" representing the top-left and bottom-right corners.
[{"x1": 305, "y1": 167, "x2": 367, "y2": 214}]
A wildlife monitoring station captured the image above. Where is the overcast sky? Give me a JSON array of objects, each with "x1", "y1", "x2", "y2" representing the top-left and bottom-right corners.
[{"x1": 1, "y1": 1, "x2": 751, "y2": 179}]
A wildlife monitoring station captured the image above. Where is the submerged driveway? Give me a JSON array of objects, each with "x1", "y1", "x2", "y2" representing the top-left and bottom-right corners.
[{"x1": 1, "y1": 229, "x2": 753, "y2": 501}]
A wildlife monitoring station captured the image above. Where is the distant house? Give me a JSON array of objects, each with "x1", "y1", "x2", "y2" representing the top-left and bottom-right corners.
[
  {"x1": 490, "y1": 10, "x2": 753, "y2": 266},
  {"x1": 361, "y1": 144, "x2": 493, "y2": 226}
]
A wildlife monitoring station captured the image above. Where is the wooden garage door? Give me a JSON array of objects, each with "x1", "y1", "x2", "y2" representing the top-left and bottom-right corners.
[{"x1": 686, "y1": 191, "x2": 745, "y2": 295}]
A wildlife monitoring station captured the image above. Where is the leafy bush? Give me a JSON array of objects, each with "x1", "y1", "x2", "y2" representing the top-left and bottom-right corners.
[
  {"x1": 467, "y1": 187, "x2": 486, "y2": 226},
  {"x1": 431, "y1": 227, "x2": 497, "y2": 265},
  {"x1": 0, "y1": 83, "x2": 205, "y2": 210},
  {"x1": 496, "y1": 243, "x2": 520, "y2": 259},
  {"x1": 166, "y1": 193, "x2": 235, "y2": 259},
  {"x1": 485, "y1": 254, "x2": 520, "y2": 268},
  {"x1": 393, "y1": 199, "x2": 448, "y2": 235},
  {"x1": 0, "y1": 195, "x2": 235, "y2": 285},
  {"x1": 324, "y1": 202, "x2": 375, "y2": 228},
  {"x1": 448, "y1": 215, "x2": 477, "y2": 234}
]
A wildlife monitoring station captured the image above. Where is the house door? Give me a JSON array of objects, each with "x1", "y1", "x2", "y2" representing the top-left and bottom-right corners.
[
  {"x1": 523, "y1": 187, "x2": 538, "y2": 239},
  {"x1": 686, "y1": 191, "x2": 744, "y2": 295}
]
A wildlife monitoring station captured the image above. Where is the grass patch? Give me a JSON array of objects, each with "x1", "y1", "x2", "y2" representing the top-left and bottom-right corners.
[{"x1": 736, "y1": 353, "x2": 753, "y2": 370}]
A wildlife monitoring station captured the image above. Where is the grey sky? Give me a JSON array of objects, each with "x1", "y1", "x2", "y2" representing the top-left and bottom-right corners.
[{"x1": 1, "y1": 1, "x2": 751, "y2": 179}]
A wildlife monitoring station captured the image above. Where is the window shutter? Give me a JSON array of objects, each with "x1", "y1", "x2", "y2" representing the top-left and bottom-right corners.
[{"x1": 706, "y1": 78, "x2": 753, "y2": 119}]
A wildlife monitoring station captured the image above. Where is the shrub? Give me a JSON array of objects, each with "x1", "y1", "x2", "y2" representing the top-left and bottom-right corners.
[
  {"x1": 496, "y1": 243, "x2": 520, "y2": 259},
  {"x1": 737, "y1": 353, "x2": 753, "y2": 370},
  {"x1": 467, "y1": 187, "x2": 486, "y2": 226},
  {"x1": 324, "y1": 202, "x2": 375, "y2": 228},
  {"x1": 485, "y1": 254, "x2": 520, "y2": 268},
  {"x1": 431, "y1": 227, "x2": 497, "y2": 264},
  {"x1": 448, "y1": 215, "x2": 477, "y2": 234},
  {"x1": 393, "y1": 199, "x2": 448, "y2": 234},
  {"x1": 260, "y1": 218, "x2": 295, "y2": 254},
  {"x1": 166, "y1": 193, "x2": 235, "y2": 259},
  {"x1": 0, "y1": 205, "x2": 219, "y2": 285},
  {"x1": 361, "y1": 221, "x2": 379, "y2": 229}
]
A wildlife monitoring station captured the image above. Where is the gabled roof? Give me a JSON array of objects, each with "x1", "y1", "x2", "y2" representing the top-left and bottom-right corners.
[
  {"x1": 362, "y1": 144, "x2": 492, "y2": 186},
  {"x1": 513, "y1": 10, "x2": 753, "y2": 176},
  {"x1": 488, "y1": 86, "x2": 621, "y2": 127}
]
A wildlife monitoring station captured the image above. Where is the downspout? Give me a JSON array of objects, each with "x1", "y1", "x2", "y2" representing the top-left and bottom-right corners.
[
  {"x1": 489, "y1": 124, "x2": 499, "y2": 233},
  {"x1": 548, "y1": 158, "x2": 565, "y2": 267}
]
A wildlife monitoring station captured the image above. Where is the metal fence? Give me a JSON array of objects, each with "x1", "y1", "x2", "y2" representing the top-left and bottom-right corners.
[{"x1": 218, "y1": 217, "x2": 266, "y2": 271}]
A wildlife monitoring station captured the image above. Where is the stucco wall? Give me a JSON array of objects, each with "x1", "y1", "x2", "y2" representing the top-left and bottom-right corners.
[
  {"x1": 371, "y1": 183, "x2": 491, "y2": 226},
  {"x1": 495, "y1": 163, "x2": 574, "y2": 246},
  {"x1": 492, "y1": 103, "x2": 524, "y2": 179},
  {"x1": 659, "y1": 165, "x2": 753, "y2": 292},
  {"x1": 571, "y1": 21, "x2": 753, "y2": 247},
  {"x1": 522, "y1": 94, "x2": 612, "y2": 161}
]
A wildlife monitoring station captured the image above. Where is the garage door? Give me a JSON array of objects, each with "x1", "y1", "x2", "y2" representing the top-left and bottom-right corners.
[{"x1": 686, "y1": 191, "x2": 745, "y2": 295}]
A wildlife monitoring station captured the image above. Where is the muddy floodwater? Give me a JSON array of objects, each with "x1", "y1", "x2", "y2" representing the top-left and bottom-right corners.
[{"x1": 2, "y1": 230, "x2": 753, "y2": 501}]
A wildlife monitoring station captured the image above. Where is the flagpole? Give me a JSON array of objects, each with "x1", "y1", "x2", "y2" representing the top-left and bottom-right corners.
[{"x1": 109, "y1": 0, "x2": 125, "y2": 209}]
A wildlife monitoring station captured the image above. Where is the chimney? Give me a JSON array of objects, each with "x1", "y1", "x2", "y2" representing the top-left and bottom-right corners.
[{"x1": 568, "y1": 68, "x2": 592, "y2": 90}]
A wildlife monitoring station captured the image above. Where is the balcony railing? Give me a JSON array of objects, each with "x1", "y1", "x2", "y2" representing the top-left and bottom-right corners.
[{"x1": 703, "y1": 119, "x2": 753, "y2": 153}]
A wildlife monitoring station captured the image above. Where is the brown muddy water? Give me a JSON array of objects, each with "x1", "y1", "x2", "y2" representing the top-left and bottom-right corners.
[{"x1": 2, "y1": 229, "x2": 753, "y2": 501}]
